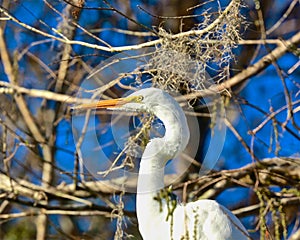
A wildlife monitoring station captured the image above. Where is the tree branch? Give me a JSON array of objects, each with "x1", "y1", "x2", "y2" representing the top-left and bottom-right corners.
[
  {"x1": 178, "y1": 30, "x2": 300, "y2": 101},
  {"x1": 0, "y1": 0, "x2": 240, "y2": 53}
]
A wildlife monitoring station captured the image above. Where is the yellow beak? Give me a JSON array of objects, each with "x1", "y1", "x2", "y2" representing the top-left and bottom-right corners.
[{"x1": 72, "y1": 95, "x2": 143, "y2": 110}]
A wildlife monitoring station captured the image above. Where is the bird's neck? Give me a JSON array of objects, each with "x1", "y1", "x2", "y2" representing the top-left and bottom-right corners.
[
  {"x1": 136, "y1": 151, "x2": 167, "y2": 236},
  {"x1": 136, "y1": 109, "x2": 186, "y2": 217},
  {"x1": 137, "y1": 152, "x2": 165, "y2": 192},
  {"x1": 136, "y1": 98, "x2": 190, "y2": 237},
  {"x1": 136, "y1": 137, "x2": 169, "y2": 192},
  {"x1": 155, "y1": 106, "x2": 189, "y2": 158}
]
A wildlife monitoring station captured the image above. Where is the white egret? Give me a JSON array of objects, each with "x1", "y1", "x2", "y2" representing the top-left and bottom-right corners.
[{"x1": 75, "y1": 88, "x2": 250, "y2": 240}]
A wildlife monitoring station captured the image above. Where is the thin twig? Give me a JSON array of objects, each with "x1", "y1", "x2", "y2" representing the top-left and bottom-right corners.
[{"x1": 266, "y1": 0, "x2": 298, "y2": 35}]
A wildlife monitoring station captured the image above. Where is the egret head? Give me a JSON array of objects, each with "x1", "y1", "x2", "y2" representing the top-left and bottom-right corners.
[
  {"x1": 117, "y1": 88, "x2": 190, "y2": 159},
  {"x1": 112, "y1": 88, "x2": 173, "y2": 114},
  {"x1": 73, "y1": 87, "x2": 190, "y2": 160}
]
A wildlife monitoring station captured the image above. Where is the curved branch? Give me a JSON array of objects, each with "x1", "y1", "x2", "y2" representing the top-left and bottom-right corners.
[
  {"x1": 0, "y1": 0, "x2": 240, "y2": 53},
  {"x1": 178, "y1": 30, "x2": 300, "y2": 101}
]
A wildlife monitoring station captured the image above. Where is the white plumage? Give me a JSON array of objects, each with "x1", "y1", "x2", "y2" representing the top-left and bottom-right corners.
[
  {"x1": 76, "y1": 87, "x2": 250, "y2": 239},
  {"x1": 121, "y1": 88, "x2": 249, "y2": 240}
]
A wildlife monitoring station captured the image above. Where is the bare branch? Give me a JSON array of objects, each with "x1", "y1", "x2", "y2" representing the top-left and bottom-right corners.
[{"x1": 178, "y1": 31, "x2": 300, "y2": 101}]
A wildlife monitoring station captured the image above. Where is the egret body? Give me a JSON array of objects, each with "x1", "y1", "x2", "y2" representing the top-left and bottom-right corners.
[{"x1": 75, "y1": 88, "x2": 249, "y2": 240}]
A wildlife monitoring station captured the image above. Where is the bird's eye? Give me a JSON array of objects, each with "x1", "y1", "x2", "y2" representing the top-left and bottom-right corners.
[
  {"x1": 125, "y1": 95, "x2": 144, "y2": 104},
  {"x1": 136, "y1": 95, "x2": 144, "y2": 102}
]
